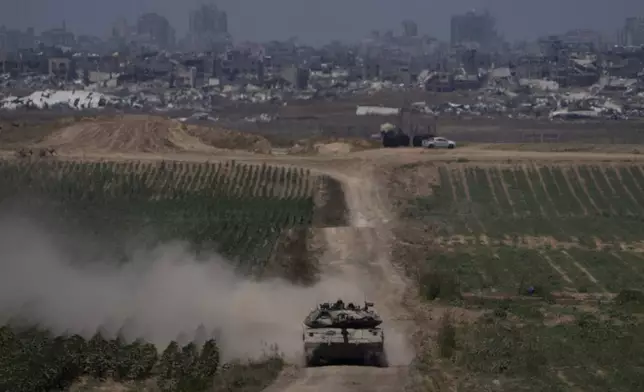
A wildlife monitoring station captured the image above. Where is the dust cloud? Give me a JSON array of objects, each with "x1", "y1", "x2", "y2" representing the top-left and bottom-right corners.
[{"x1": 0, "y1": 213, "x2": 365, "y2": 361}]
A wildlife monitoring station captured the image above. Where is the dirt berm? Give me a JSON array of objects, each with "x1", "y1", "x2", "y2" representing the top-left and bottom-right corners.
[{"x1": 37, "y1": 115, "x2": 272, "y2": 154}]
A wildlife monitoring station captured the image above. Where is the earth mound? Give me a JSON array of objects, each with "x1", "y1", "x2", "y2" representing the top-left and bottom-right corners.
[
  {"x1": 287, "y1": 137, "x2": 379, "y2": 155},
  {"x1": 38, "y1": 115, "x2": 273, "y2": 154},
  {"x1": 186, "y1": 126, "x2": 272, "y2": 154}
]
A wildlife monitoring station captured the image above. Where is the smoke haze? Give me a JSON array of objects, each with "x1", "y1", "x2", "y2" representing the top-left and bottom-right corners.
[
  {"x1": 0, "y1": 213, "x2": 365, "y2": 361},
  {"x1": 1, "y1": 0, "x2": 644, "y2": 44}
]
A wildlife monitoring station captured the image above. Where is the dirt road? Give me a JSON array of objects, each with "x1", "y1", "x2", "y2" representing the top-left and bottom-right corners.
[
  {"x1": 8, "y1": 144, "x2": 644, "y2": 165},
  {"x1": 263, "y1": 164, "x2": 415, "y2": 392}
]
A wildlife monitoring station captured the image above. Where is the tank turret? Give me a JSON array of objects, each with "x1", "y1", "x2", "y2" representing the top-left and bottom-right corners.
[{"x1": 304, "y1": 300, "x2": 383, "y2": 329}]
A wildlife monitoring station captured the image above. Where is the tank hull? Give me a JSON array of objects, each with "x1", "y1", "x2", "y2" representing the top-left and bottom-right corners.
[{"x1": 305, "y1": 342, "x2": 385, "y2": 366}]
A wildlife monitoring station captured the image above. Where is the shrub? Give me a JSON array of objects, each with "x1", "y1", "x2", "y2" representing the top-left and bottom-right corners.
[
  {"x1": 420, "y1": 271, "x2": 461, "y2": 301},
  {"x1": 437, "y1": 313, "x2": 457, "y2": 358}
]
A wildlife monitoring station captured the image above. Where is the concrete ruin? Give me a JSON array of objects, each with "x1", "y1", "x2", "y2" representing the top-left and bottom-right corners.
[{"x1": 0, "y1": 10, "x2": 643, "y2": 125}]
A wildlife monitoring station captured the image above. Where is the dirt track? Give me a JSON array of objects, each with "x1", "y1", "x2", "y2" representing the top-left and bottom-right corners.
[
  {"x1": 11, "y1": 144, "x2": 644, "y2": 165},
  {"x1": 259, "y1": 163, "x2": 414, "y2": 392},
  {"x1": 4, "y1": 144, "x2": 644, "y2": 391}
]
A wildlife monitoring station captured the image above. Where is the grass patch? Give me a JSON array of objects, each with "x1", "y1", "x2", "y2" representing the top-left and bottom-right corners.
[
  {"x1": 390, "y1": 160, "x2": 644, "y2": 391},
  {"x1": 419, "y1": 270, "x2": 462, "y2": 301},
  {"x1": 451, "y1": 310, "x2": 644, "y2": 392},
  {"x1": 212, "y1": 356, "x2": 284, "y2": 392},
  {"x1": 407, "y1": 163, "x2": 644, "y2": 242}
]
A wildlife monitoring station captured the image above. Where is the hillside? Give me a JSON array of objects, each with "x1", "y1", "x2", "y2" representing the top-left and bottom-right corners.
[{"x1": 34, "y1": 115, "x2": 273, "y2": 155}]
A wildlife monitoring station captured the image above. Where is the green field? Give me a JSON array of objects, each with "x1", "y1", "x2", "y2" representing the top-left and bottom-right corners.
[
  {"x1": 0, "y1": 158, "x2": 341, "y2": 392},
  {"x1": 404, "y1": 163, "x2": 644, "y2": 296},
  {"x1": 411, "y1": 163, "x2": 644, "y2": 243},
  {"x1": 394, "y1": 161, "x2": 644, "y2": 392},
  {"x1": 425, "y1": 247, "x2": 644, "y2": 295},
  {"x1": 452, "y1": 305, "x2": 644, "y2": 392},
  {"x1": 0, "y1": 159, "x2": 323, "y2": 278}
]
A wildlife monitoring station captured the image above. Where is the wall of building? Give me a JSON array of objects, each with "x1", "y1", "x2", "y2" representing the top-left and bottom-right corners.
[{"x1": 624, "y1": 17, "x2": 644, "y2": 46}]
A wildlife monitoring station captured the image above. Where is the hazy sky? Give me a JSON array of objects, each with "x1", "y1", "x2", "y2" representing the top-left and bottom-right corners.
[{"x1": 1, "y1": 0, "x2": 644, "y2": 44}]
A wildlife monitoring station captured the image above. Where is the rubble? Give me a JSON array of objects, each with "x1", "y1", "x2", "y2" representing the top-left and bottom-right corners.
[
  {"x1": 356, "y1": 106, "x2": 400, "y2": 116},
  {"x1": 0, "y1": 12, "x2": 643, "y2": 124},
  {"x1": 1, "y1": 89, "x2": 116, "y2": 110},
  {"x1": 243, "y1": 113, "x2": 274, "y2": 123}
]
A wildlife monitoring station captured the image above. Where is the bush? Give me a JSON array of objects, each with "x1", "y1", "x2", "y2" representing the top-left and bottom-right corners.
[
  {"x1": 212, "y1": 356, "x2": 284, "y2": 392},
  {"x1": 420, "y1": 271, "x2": 461, "y2": 301},
  {"x1": 437, "y1": 313, "x2": 457, "y2": 358},
  {"x1": 615, "y1": 289, "x2": 644, "y2": 305},
  {"x1": 459, "y1": 322, "x2": 547, "y2": 377},
  {"x1": 0, "y1": 324, "x2": 229, "y2": 392}
]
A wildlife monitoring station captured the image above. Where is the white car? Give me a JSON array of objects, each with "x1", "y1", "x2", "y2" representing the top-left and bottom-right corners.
[{"x1": 422, "y1": 137, "x2": 456, "y2": 149}]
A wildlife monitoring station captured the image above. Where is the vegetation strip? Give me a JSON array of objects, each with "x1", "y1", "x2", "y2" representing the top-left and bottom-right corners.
[{"x1": 0, "y1": 158, "x2": 350, "y2": 391}]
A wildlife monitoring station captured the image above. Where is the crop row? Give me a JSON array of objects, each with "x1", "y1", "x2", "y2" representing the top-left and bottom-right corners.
[
  {"x1": 420, "y1": 164, "x2": 644, "y2": 241},
  {"x1": 427, "y1": 247, "x2": 644, "y2": 294},
  {"x1": 0, "y1": 159, "x2": 314, "y2": 200},
  {"x1": 0, "y1": 159, "x2": 318, "y2": 277},
  {"x1": 0, "y1": 324, "x2": 221, "y2": 392}
]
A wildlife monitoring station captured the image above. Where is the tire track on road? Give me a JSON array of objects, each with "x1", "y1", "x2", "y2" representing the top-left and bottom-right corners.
[{"x1": 265, "y1": 165, "x2": 414, "y2": 392}]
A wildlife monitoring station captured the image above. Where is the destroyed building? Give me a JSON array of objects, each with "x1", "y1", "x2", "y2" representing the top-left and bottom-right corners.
[
  {"x1": 48, "y1": 57, "x2": 73, "y2": 80},
  {"x1": 604, "y1": 46, "x2": 644, "y2": 78},
  {"x1": 217, "y1": 48, "x2": 265, "y2": 83},
  {"x1": 2, "y1": 10, "x2": 644, "y2": 124},
  {"x1": 281, "y1": 65, "x2": 309, "y2": 89}
]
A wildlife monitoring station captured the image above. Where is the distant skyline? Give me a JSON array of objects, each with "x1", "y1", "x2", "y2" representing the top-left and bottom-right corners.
[{"x1": 1, "y1": 0, "x2": 644, "y2": 44}]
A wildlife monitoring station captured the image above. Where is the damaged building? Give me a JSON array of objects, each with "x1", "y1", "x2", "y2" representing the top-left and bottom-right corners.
[{"x1": 2, "y1": 9, "x2": 644, "y2": 124}]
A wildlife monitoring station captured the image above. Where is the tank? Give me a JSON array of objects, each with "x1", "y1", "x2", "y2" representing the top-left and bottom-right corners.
[{"x1": 302, "y1": 299, "x2": 387, "y2": 367}]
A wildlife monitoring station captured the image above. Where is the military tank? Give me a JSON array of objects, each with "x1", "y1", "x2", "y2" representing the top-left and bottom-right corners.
[{"x1": 302, "y1": 299, "x2": 387, "y2": 367}]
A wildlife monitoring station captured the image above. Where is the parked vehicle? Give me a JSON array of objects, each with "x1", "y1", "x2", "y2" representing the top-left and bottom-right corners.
[{"x1": 422, "y1": 137, "x2": 456, "y2": 149}]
